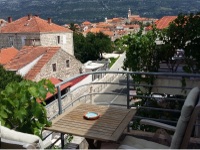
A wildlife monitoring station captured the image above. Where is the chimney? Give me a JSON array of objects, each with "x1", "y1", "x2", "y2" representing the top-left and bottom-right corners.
[
  {"x1": 8, "y1": 17, "x2": 12, "y2": 23},
  {"x1": 48, "y1": 18, "x2": 52, "y2": 24},
  {"x1": 28, "y1": 14, "x2": 32, "y2": 20}
]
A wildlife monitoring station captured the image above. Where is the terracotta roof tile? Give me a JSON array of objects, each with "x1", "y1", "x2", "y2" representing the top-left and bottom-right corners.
[
  {"x1": 25, "y1": 47, "x2": 60, "y2": 80},
  {"x1": 38, "y1": 75, "x2": 88, "y2": 102},
  {"x1": 82, "y1": 21, "x2": 92, "y2": 25},
  {"x1": 96, "y1": 22, "x2": 112, "y2": 28},
  {"x1": 155, "y1": 16, "x2": 177, "y2": 29},
  {"x1": 102, "y1": 30, "x2": 114, "y2": 36},
  {"x1": 40, "y1": 77, "x2": 72, "y2": 102},
  {"x1": 4, "y1": 46, "x2": 47, "y2": 70},
  {"x1": 1, "y1": 15, "x2": 72, "y2": 33},
  {"x1": 124, "y1": 24, "x2": 140, "y2": 28},
  {"x1": 89, "y1": 28, "x2": 103, "y2": 33},
  {"x1": 0, "y1": 47, "x2": 18, "y2": 65}
]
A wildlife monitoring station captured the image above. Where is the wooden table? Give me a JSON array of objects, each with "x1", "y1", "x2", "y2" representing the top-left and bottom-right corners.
[{"x1": 45, "y1": 103, "x2": 136, "y2": 148}]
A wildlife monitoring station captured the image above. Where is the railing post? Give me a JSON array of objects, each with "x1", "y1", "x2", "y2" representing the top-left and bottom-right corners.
[
  {"x1": 57, "y1": 86, "x2": 65, "y2": 148},
  {"x1": 127, "y1": 73, "x2": 130, "y2": 133},
  {"x1": 57, "y1": 86, "x2": 62, "y2": 115},
  {"x1": 127, "y1": 73, "x2": 130, "y2": 109}
]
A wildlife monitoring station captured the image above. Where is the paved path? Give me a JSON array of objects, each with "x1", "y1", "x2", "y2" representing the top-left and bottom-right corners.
[
  {"x1": 110, "y1": 52, "x2": 125, "y2": 71},
  {"x1": 93, "y1": 52, "x2": 132, "y2": 106}
]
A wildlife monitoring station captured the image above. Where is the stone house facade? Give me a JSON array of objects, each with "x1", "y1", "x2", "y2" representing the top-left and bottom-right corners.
[
  {"x1": 33, "y1": 48, "x2": 83, "y2": 81},
  {"x1": 0, "y1": 15, "x2": 74, "y2": 56},
  {"x1": 4, "y1": 46, "x2": 83, "y2": 82}
]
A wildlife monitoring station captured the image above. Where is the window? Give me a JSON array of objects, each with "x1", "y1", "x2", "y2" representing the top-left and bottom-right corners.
[
  {"x1": 57, "y1": 36, "x2": 60, "y2": 44},
  {"x1": 25, "y1": 39, "x2": 41, "y2": 46},
  {"x1": 8, "y1": 36, "x2": 14, "y2": 46},
  {"x1": 52, "y1": 63, "x2": 56, "y2": 72},
  {"x1": 66, "y1": 60, "x2": 70, "y2": 67}
]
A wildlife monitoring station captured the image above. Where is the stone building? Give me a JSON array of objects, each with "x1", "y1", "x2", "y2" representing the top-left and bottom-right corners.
[
  {"x1": 4, "y1": 46, "x2": 83, "y2": 82},
  {"x1": 0, "y1": 15, "x2": 74, "y2": 56}
]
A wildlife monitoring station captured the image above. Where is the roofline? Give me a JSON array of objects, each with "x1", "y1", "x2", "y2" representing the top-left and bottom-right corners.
[{"x1": 0, "y1": 31, "x2": 73, "y2": 34}]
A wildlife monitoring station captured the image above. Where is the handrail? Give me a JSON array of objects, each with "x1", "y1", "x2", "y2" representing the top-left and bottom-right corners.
[
  {"x1": 55, "y1": 71, "x2": 200, "y2": 87},
  {"x1": 44, "y1": 71, "x2": 200, "y2": 146},
  {"x1": 46, "y1": 71, "x2": 200, "y2": 128}
]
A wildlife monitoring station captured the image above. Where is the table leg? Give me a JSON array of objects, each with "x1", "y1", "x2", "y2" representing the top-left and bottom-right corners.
[
  {"x1": 86, "y1": 138, "x2": 102, "y2": 149},
  {"x1": 61, "y1": 133, "x2": 65, "y2": 148}
]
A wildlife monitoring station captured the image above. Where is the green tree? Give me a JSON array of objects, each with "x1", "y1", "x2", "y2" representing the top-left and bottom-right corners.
[
  {"x1": 85, "y1": 32, "x2": 100, "y2": 61},
  {"x1": 162, "y1": 12, "x2": 200, "y2": 73},
  {"x1": 73, "y1": 32, "x2": 113, "y2": 63},
  {"x1": 0, "y1": 79, "x2": 55, "y2": 138},
  {"x1": 120, "y1": 27, "x2": 161, "y2": 93},
  {"x1": 93, "y1": 32, "x2": 113, "y2": 58},
  {"x1": 69, "y1": 22, "x2": 79, "y2": 32},
  {"x1": 74, "y1": 32, "x2": 87, "y2": 63},
  {"x1": 0, "y1": 65, "x2": 23, "y2": 93}
]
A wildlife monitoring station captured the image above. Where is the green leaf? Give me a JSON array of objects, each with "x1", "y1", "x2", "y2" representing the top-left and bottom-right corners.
[
  {"x1": 0, "y1": 110, "x2": 8, "y2": 119},
  {"x1": 29, "y1": 86, "x2": 39, "y2": 97}
]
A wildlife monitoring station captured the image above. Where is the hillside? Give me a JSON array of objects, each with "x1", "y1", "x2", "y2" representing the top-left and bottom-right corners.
[{"x1": 0, "y1": 0, "x2": 200, "y2": 25}]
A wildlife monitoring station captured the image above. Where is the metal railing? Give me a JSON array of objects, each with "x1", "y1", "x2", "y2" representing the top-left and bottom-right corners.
[{"x1": 44, "y1": 71, "x2": 200, "y2": 144}]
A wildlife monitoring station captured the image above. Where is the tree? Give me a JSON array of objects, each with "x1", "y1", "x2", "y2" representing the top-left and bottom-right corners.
[
  {"x1": 0, "y1": 79, "x2": 55, "y2": 138},
  {"x1": 74, "y1": 32, "x2": 87, "y2": 63},
  {"x1": 93, "y1": 32, "x2": 113, "y2": 58},
  {"x1": 162, "y1": 12, "x2": 200, "y2": 73},
  {"x1": 0, "y1": 65, "x2": 23, "y2": 93},
  {"x1": 73, "y1": 32, "x2": 113, "y2": 63},
  {"x1": 69, "y1": 23, "x2": 79, "y2": 32},
  {"x1": 120, "y1": 27, "x2": 161, "y2": 93}
]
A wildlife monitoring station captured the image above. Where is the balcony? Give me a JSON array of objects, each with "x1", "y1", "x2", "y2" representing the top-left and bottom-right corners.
[{"x1": 42, "y1": 71, "x2": 200, "y2": 149}]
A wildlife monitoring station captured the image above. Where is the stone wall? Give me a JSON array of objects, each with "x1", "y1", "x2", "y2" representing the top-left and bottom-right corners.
[
  {"x1": 45, "y1": 73, "x2": 119, "y2": 119},
  {"x1": 40, "y1": 32, "x2": 74, "y2": 56},
  {"x1": 0, "y1": 33, "x2": 40, "y2": 50},
  {"x1": 34, "y1": 48, "x2": 83, "y2": 81},
  {"x1": 152, "y1": 77, "x2": 200, "y2": 95},
  {"x1": 0, "y1": 32, "x2": 74, "y2": 56}
]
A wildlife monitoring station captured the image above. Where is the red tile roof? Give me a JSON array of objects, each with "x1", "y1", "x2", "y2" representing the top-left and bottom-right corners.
[
  {"x1": 102, "y1": 30, "x2": 114, "y2": 36},
  {"x1": 24, "y1": 47, "x2": 60, "y2": 80},
  {"x1": 38, "y1": 75, "x2": 88, "y2": 102},
  {"x1": 4, "y1": 46, "x2": 47, "y2": 70},
  {"x1": 41, "y1": 77, "x2": 72, "y2": 102},
  {"x1": 124, "y1": 24, "x2": 140, "y2": 29},
  {"x1": 155, "y1": 16, "x2": 177, "y2": 29},
  {"x1": 96, "y1": 22, "x2": 112, "y2": 28},
  {"x1": 1, "y1": 15, "x2": 72, "y2": 33},
  {"x1": 82, "y1": 21, "x2": 92, "y2": 25},
  {"x1": 0, "y1": 47, "x2": 18, "y2": 65}
]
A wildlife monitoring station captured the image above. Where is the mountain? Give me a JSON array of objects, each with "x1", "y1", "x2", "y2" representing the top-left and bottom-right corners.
[{"x1": 0, "y1": 0, "x2": 200, "y2": 25}]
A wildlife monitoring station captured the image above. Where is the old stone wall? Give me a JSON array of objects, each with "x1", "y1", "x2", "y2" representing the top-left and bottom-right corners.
[
  {"x1": 34, "y1": 48, "x2": 83, "y2": 81},
  {"x1": 0, "y1": 33, "x2": 40, "y2": 50},
  {"x1": 0, "y1": 32, "x2": 74, "y2": 56},
  {"x1": 40, "y1": 32, "x2": 74, "y2": 55}
]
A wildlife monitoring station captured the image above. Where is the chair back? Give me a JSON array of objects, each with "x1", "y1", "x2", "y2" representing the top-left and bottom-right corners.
[
  {"x1": 0, "y1": 125, "x2": 44, "y2": 149},
  {"x1": 170, "y1": 87, "x2": 200, "y2": 149}
]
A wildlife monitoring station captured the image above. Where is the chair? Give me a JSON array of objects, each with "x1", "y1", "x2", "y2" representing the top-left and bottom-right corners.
[
  {"x1": 0, "y1": 125, "x2": 52, "y2": 149},
  {"x1": 119, "y1": 86, "x2": 200, "y2": 149}
]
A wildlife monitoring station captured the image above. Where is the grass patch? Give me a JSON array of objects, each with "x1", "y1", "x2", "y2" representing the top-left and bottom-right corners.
[{"x1": 109, "y1": 57, "x2": 119, "y2": 68}]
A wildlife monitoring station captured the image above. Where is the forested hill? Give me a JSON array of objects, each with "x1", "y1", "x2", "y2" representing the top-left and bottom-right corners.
[{"x1": 0, "y1": 0, "x2": 200, "y2": 25}]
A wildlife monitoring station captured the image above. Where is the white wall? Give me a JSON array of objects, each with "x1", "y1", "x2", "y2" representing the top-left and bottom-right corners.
[
  {"x1": 18, "y1": 55, "x2": 43, "y2": 76},
  {"x1": 70, "y1": 75, "x2": 93, "y2": 91}
]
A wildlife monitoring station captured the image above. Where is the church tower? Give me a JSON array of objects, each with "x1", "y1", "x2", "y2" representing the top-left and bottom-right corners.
[{"x1": 128, "y1": 8, "x2": 131, "y2": 18}]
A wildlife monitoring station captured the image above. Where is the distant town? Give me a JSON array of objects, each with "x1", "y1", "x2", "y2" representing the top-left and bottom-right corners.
[{"x1": 0, "y1": 8, "x2": 177, "y2": 82}]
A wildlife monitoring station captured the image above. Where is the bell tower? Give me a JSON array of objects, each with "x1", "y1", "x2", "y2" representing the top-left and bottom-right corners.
[{"x1": 128, "y1": 8, "x2": 131, "y2": 18}]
